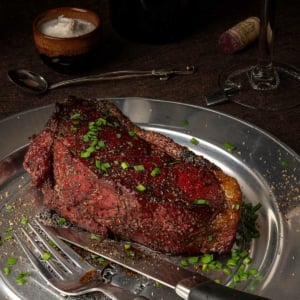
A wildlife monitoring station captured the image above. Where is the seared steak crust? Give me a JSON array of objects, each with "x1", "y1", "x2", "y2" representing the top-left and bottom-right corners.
[{"x1": 24, "y1": 97, "x2": 242, "y2": 254}]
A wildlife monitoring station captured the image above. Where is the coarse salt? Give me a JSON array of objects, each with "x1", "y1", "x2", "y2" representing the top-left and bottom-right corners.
[{"x1": 39, "y1": 15, "x2": 96, "y2": 38}]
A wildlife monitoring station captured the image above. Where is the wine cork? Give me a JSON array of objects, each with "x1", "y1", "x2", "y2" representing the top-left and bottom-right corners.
[{"x1": 218, "y1": 17, "x2": 260, "y2": 54}]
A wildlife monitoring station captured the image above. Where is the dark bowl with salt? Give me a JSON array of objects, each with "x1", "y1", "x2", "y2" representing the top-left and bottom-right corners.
[{"x1": 33, "y1": 7, "x2": 101, "y2": 73}]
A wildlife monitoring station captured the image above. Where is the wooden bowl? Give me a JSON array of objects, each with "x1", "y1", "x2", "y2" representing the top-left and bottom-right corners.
[{"x1": 33, "y1": 7, "x2": 101, "y2": 72}]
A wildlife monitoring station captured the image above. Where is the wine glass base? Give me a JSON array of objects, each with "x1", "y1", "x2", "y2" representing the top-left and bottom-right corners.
[{"x1": 218, "y1": 62, "x2": 300, "y2": 111}]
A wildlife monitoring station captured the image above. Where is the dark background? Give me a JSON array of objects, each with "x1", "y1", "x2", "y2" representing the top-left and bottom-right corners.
[{"x1": 0, "y1": 0, "x2": 299, "y2": 153}]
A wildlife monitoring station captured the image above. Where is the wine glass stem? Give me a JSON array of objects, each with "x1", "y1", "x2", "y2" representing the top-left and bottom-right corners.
[{"x1": 250, "y1": 0, "x2": 279, "y2": 90}]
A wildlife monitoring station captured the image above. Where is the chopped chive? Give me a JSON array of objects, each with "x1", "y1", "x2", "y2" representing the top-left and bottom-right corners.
[
  {"x1": 239, "y1": 249, "x2": 248, "y2": 258},
  {"x1": 226, "y1": 258, "x2": 238, "y2": 267},
  {"x1": 180, "y1": 259, "x2": 189, "y2": 267},
  {"x1": 124, "y1": 243, "x2": 131, "y2": 250},
  {"x1": 96, "y1": 117, "x2": 107, "y2": 126},
  {"x1": 20, "y1": 216, "x2": 29, "y2": 225},
  {"x1": 41, "y1": 252, "x2": 52, "y2": 261},
  {"x1": 48, "y1": 239, "x2": 57, "y2": 248},
  {"x1": 223, "y1": 142, "x2": 236, "y2": 151},
  {"x1": 243, "y1": 256, "x2": 252, "y2": 265},
  {"x1": 96, "y1": 160, "x2": 111, "y2": 172},
  {"x1": 248, "y1": 268, "x2": 259, "y2": 276},
  {"x1": 207, "y1": 235, "x2": 213, "y2": 241},
  {"x1": 57, "y1": 217, "x2": 67, "y2": 225},
  {"x1": 83, "y1": 134, "x2": 90, "y2": 142},
  {"x1": 90, "y1": 233, "x2": 100, "y2": 240},
  {"x1": 201, "y1": 254, "x2": 214, "y2": 264},
  {"x1": 193, "y1": 199, "x2": 210, "y2": 205},
  {"x1": 6, "y1": 205, "x2": 14, "y2": 212},
  {"x1": 208, "y1": 261, "x2": 222, "y2": 270},
  {"x1": 150, "y1": 167, "x2": 161, "y2": 177},
  {"x1": 134, "y1": 165, "x2": 145, "y2": 171},
  {"x1": 136, "y1": 184, "x2": 146, "y2": 192},
  {"x1": 4, "y1": 235, "x2": 13, "y2": 241},
  {"x1": 223, "y1": 267, "x2": 231, "y2": 275},
  {"x1": 7, "y1": 257, "x2": 18, "y2": 266},
  {"x1": 280, "y1": 160, "x2": 289, "y2": 167},
  {"x1": 4, "y1": 267, "x2": 10, "y2": 275},
  {"x1": 188, "y1": 256, "x2": 199, "y2": 265},
  {"x1": 233, "y1": 274, "x2": 240, "y2": 283},
  {"x1": 239, "y1": 272, "x2": 249, "y2": 281},
  {"x1": 181, "y1": 119, "x2": 189, "y2": 126},
  {"x1": 97, "y1": 140, "x2": 105, "y2": 149},
  {"x1": 16, "y1": 271, "x2": 29, "y2": 285},
  {"x1": 190, "y1": 137, "x2": 199, "y2": 145},
  {"x1": 86, "y1": 146, "x2": 95, "y2": 153},
  {"x1": 202, "y1": 263, "x2": 208, "y2": 272},
  {"x1": 121, "y1": 162, "x2": 130, "y2": 169},
  {"x1": 128, "y1": 131, "x2": 137, "y2": 138},
  {"x1": 96, "y1": 256, "x2": 106, "y2": 264},
  {"x1": 80, "y1": 151, "x2": 91, "y2": 158},
  {"x1": 70, "y1": 113, "x2": 81, "y2": 120},
  {"x1": 231, "y1": 204, "x2": 240, "y2": 210},
  {"x1": 126, "y1": 250, "x2": 135, "y2": 257}
]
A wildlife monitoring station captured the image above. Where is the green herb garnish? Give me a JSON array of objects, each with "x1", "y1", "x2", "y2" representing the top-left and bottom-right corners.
[
  {"x1": 6, "y1": 257, "x2": 18, "y2": 266},
  {"x1": 136, "y1": 184, "x2": 146, "y2": 192},
  {"x1": 133, "y1": 165, "x2": 145, "y2": 171},
  {"x1": 193, "y1": 199, "x2": 210, "y2": 205},
  {"x1": 20, "y1": 216, "x2": 29, "y2": 225},
  {"x1": 90, "y1": 233, "x2": 100, "y2": 241},
  {"x1": 128, "y1": 131, "x2": 137, "y2": 138},
  {"x1": 181, "y1": 119, "x2": 189, "y2": 126},
  {"x1": 150, "y1": 167, "x2": 161, "y2": 177},
  {"x1": 124, "y1": 243, "x2": 131, "y2": 250},
  {"x1": 6, "y1": 205, "x2": 14, "y2": 212},
  {"x1": 190, "y1": 137, "x2": 199, "y2": 145},
  {"x1": 16, "y1": 271, "x2": 29, "y2": 285},
  {"x1": 70, "y1": 113, "x2": 82, "y2": 120},
  {"x1": 57, "y1": 217, "x2": 67, "y2": 225},
  {"x1": 95, "y1": 160, "x2": 111, "y2": 172},
  {"x1": 41, "y1": 252, "x2": 52, "y2": 261},
  {"x1": 121, "y1": 162, "x2": 130, "y2": 169},
  {"x1": 223, "y1": 142, "x2": 236, "y2": 151},
  {"x1": 280, "y1": 160, "x2": 289, "y2": 167}
]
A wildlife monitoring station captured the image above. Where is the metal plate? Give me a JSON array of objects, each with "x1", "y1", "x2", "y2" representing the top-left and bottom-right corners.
[{"x1": 0, "y1": 97, "x2": 299, "y2": 300}]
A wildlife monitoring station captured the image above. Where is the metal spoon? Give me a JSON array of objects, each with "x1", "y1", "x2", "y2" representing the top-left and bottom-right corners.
[{"x1": 7, "y1": 66, "x2": 196, "y2": 95}]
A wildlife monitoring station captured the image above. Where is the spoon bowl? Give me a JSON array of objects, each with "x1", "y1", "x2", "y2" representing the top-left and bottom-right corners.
[{"x1": 8, "y1": 69, "x2": 49, "y2": 94}]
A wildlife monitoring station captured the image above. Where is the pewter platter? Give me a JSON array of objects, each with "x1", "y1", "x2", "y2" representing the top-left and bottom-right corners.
[{"x1": 0, "y1": 97, "x2": 299, "y2": 300}]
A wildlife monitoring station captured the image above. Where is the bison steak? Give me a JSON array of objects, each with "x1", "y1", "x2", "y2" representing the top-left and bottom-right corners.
[{"x1": 24, "y1": 96, "x2": 242, "y2": 254}]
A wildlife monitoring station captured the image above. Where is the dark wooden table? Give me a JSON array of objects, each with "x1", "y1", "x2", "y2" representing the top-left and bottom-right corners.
[{"x1": 0, "y1": 0, "x2": 299, "y2": 154}]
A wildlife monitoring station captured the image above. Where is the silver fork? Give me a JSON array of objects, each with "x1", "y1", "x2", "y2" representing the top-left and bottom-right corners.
[{"x1": 14, "y1": 219, "x2": 147, "y2": 300}]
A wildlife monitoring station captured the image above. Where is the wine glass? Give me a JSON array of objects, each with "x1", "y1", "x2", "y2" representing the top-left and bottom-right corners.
[{"x1": 213, "y1": 0, "x2": 300, "y2": 111}]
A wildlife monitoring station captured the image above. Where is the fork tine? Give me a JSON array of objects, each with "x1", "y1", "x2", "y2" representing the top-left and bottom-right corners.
[
  {"x1": 19, "y1": 226, "x2": 68, "y2": 279},
  {"x1": 16, "y1": 222, "x2": 147, "y2": 300},
  {"x1": 26, "y1": 222, "x2": 75, "y2": 276},
  {"x1": 14, "y1": 232, "x2": 53, "y2": 282},
  {"x1": 34, "y1": 219, "x2": 95, "y2": 272}
]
